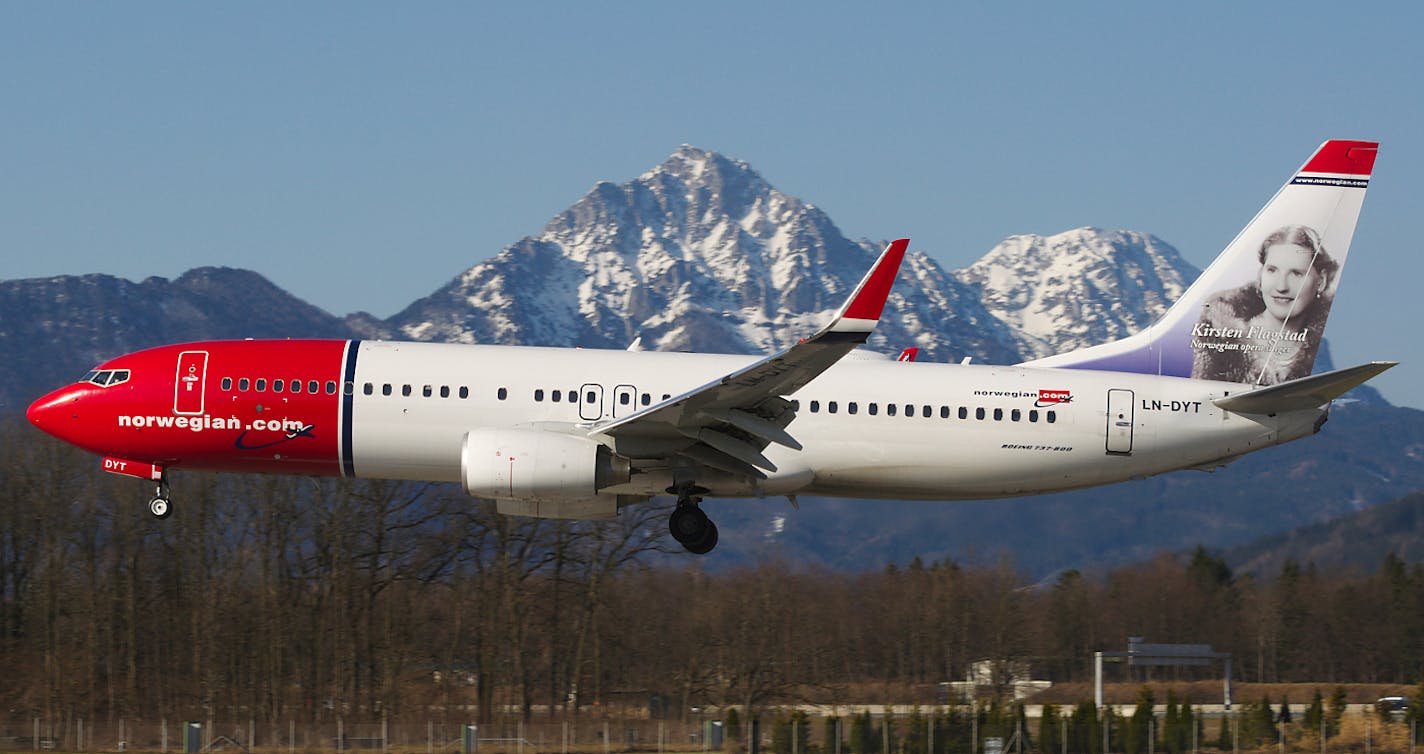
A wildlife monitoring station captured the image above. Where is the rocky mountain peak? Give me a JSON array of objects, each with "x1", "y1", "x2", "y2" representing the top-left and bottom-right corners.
[{"x1": 956, "y1": 227, "x2": 1199, "y2": 358}]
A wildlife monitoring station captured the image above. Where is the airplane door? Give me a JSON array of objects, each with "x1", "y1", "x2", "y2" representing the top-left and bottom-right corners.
[
  {"x1": 579, "y1": 383, "x2": 604, "y2": 421},
  {"x1": 1106, "y1": 389, "x2": 1134, "y2": 455},
  {"x1": 174, "y1": 350, "x2": 209, "y2": 416},
  {"x1": 612, "y1": 384, "x2": 638, "y2": 418}
]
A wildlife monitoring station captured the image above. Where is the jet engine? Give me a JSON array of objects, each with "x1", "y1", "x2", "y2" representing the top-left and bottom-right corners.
[{"x1": 461, "y1": 428, "x2": 632, "y2": 519}]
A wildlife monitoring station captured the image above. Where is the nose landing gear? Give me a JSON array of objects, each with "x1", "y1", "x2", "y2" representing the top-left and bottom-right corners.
[{"x1": 148, "y1": 477, "x2": 172, "y2": 519}]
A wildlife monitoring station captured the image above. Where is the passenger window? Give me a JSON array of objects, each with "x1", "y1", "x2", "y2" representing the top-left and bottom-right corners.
[
  {"x1": 586, "y1": 391, "x2": 596, "y2": 404},
  {"x1": 620, "y1": 393, "x2": 631, "y2": 405},
  {"x1": 1011, "y1": 409, "x2": 1021, "y2": 422},
  {"x1": 423, "y1": 385, "x2": 433, "y2": 398},
  {"x1": 239, "y1": 378, "x2": 251, "y2": 392},
  {"x1": 1047, "y1": 411, "x2": 1057, "y2": 424},
  {"x1": 993, "y1": 408, "x2": 1004, "y2": 421},
  {"x1": 497, "y1": 387, "x2": 508, "y2": 400},
  {"x1": 662, "y1": 393, "x2": 671, "y2": 401},
  {"x1": 363, "y1": 383, "x2": 374, "y2": 396},
  {"x1": 382, "y1": 384, "x2": 392, "y2": 396},
  {"x1": 535, "y1": 389, "x2": 545, "y2": 402},
  {"x1": 325, "y1": 381, "x2": 336, "y2": 395},
  {"x1": 308, "y1": 380, "x2": 319, "y2": 394},
  {"x1": 255, "y1": 379, "x2": 267, "y2": 392},
  {"x1": 290, "y1": 380, "x2": 302, "y2": 394},
  {"x1": 273, "y1": 379, "x2": 284, "y2": 393},
  {"x1": 1029, "y1": 410, "x2": 1039, "y2": 423},
  {"x1": 888, "y1": 404, "x2": 898, "y2": 417},
  {"x1": 810, "y1": 400, "x2": 820, "y2": 413},
  {"x1": 551, "y1": 390, "x2": 561, "y2": 403},
  {"x1": 940, "y1": 406, "x2": 950, "y2": 419},
  {"x1": 568, "y1": 390, "x2": 578, "y2": 403},
  {"x1": 922, "y1": 405, "x2": 932, "y2": 418},
  {"x1": 869, "y1": 403, "x2": 878, "y2": 416},
  {"x1": 222, "y1": 377, "x2": 233, "y2": 391},
  {"x1": 975, "y1": 407, "x2": 985, "y2": 420},
  {"x1": 459, "y1": 386, "x2": 469, "y2": 399},
  {"x1": 828, "y1": 401, "x2": 838, "y2": 414},
  {"x1": 848, "y1": 402, "x2": 858, "y2": 415},
  {"x1": 642, "y1": 393, "x2": 651, "y2": 406},
  {"x1": 402, "y1": 384, "x2": 412, "y2": 397},
  {"x1": 344, "y1": 382, "x2": 354, "y2": 396},
  {"x1": 440, "y1": 386, "x2": 450, "y2": 398},
  {"x1": 959, "y1": 407, "x2": 968, "y2": 420}
]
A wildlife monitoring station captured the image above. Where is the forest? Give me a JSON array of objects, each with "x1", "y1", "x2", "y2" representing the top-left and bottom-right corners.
[{"x1": 1, "y1": 417, "x2": 1423, "y2": 731}]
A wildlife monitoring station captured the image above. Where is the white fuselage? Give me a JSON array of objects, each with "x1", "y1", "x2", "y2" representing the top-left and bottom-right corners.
[{"x1": 346, "y1": 341, "x2": 1318, "y2": 500}]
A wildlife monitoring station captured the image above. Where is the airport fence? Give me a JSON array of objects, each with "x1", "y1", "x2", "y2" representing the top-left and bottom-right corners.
[{"x1": 0, "y1": 716, "x2": 716, "y2": 754}]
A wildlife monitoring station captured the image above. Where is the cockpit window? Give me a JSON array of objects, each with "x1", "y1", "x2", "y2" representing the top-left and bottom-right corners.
[{"x1": 81, "y1": 369, "x2": 131, "y2": 388}]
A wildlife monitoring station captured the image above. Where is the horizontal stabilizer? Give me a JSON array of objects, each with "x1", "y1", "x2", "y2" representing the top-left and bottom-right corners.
[{"x1": 1213, "y1": 361, "x2": 1397, "y2": 414}]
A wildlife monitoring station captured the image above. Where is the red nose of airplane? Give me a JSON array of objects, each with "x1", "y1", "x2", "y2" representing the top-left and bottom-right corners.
[{"x1": 27, "y1": 385, "x2": 84, "y2": 441}]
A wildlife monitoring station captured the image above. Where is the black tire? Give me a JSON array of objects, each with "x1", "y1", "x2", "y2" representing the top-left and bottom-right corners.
[
  {"x1": 685, "y1": 520, "x2": 719, "y2": 555},
  {"x1": 669, "y1": 505, "x2": 710, "y2": 544},
  {"x1": 149, "y1": 497, "x2": 172, "y2": 519}
]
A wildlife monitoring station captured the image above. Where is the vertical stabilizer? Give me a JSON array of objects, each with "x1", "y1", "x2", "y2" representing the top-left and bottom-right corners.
[{"x1": 1023, "y1": 140, "x2": 1377, "y2": 385}]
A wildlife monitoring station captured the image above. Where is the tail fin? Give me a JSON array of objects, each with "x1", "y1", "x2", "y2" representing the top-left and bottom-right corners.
[{"x1": 1023, "y1": 139, "x2": 1377, "y2": 385}]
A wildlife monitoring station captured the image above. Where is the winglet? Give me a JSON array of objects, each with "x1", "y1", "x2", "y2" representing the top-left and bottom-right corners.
[{"x1": 829, "y1": 239, "x2": 909, "y2": 335}]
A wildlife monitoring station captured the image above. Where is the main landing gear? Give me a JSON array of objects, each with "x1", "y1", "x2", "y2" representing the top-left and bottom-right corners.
[
  {"x1": 148, "y1": 476, "x2": 172, "y2": 520},
  {"x1": 668, "y1": 484, "x2": 718, "y2": 555}
]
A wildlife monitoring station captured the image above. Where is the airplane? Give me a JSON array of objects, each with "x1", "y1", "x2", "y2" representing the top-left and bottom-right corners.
[{"x1": 26, "y1": 139, "x2": 1392, "y2": 554}]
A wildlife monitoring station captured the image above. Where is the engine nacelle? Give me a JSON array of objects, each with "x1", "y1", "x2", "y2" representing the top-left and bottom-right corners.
[{"x1": 461, "y1": 428, "x2": 631, "y2": 511}]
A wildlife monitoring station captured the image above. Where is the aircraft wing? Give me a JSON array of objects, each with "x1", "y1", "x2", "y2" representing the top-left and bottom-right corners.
[
  {"x1": 1213, "y1": 361, "x2": 1397, "y2": 414},
  {"x1": 587, "y1": 239, "x2": 909, "y2": 479}
]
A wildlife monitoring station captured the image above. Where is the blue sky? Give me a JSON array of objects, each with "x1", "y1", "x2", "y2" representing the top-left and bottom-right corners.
[{"x1": 3, "y1": 3, "x2": 1421, "y2": 405}]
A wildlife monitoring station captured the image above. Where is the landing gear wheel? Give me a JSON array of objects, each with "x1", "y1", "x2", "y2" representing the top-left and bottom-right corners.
[
  {"x1": 148, "y1": 496, "x2": 171, "y2": 519},
  {"x1": 149, "y1": 476, "x2": 172, "y2": 519},
  {"x1": 684, "y1": 520, "x2": 718, "y2": 555},
  {"x1": 668, "y1": 493, "x2": 719, "y2": 555}
]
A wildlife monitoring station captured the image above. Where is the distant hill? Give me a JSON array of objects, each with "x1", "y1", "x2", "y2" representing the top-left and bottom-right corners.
[{"x1": 1226, "y1": 487, "x2": 1424, "y2": 577}]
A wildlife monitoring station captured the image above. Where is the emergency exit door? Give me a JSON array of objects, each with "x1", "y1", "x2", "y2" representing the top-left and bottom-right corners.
[
  {"x1": 174, "y1": 350, "x2": 209, "y2": 416},
  {"x1": 1106, "y1": 389, "x2": 1134, "y2": 455}
]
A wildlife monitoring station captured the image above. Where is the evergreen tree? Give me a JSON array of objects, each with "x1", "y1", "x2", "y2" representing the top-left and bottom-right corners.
[
  {"x1": 1180, "y1": 704, "x2": 1196, "y2": 754},
  {"x1": 774, "y1": 711, "x2": 810, "y2": 754},
  {"x1": 1252, "y1": 696, "x2": 1277, "y2": 747},
  {"x1": 1127, "y1": 687, "x2": 1155, "y2": 754},
  {"x1": 1163, "y1": 692, "x2": 1180, "y2": 754},
  {"x1": 1327, "y1": 687, "x2": 1348, "y2": 739},
  {"x1": 1039, "y1": 705, "x2": 1062, "y2": 754},
  {"x1": 1303, "y1": 689, "x2": 1324, "y2": 735},
  {"x1": 1069, "y1": 701, "x2": 1102, "y2": 754},
  {"x1": 851, "y1": 712, "x2": 872, "y2": 754},
  {"x1": 1215, "y1": 712, "x2": 1231, "y2": 752},
  {"x1": 826, "y1": 718, "x2": 843, "y2": 754},
  {"x1": 905, "y1": 707, "x2": 926, "y2": 754},
  {"x1": 1278, "y1": 696, "x2": 1292, "y2": 724}
]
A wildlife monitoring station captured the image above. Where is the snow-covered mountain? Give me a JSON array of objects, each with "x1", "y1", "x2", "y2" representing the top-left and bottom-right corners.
[
  {"x1": 956, "y1": 228, "x2": 1199, "y2": 358},
  {"x1": 387, "y1": 146, "x2": 1025, "y2": 364}
]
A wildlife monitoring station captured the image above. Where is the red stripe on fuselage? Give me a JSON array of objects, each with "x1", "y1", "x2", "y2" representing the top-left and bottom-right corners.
[{"x1": 31, "y1": 340, "x2": 349, "y2": 475}]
